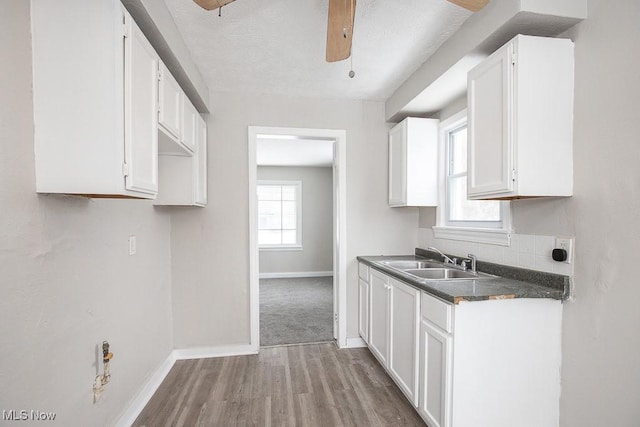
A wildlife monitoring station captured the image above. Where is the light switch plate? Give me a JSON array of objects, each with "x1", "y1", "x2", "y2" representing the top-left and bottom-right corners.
[
  {"x1": 128, "y1": 235, "x2": 136, "y2": 256},
  {"x1": 555, "y1": 237, "x2": 573, "y2": 263}
]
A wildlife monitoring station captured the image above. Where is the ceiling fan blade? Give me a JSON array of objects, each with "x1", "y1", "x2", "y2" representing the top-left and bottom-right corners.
[
  {"x1": 446, "y1": 0, "x2": 489, "y2": 12},
  {"x1": 193, "y1": 0, "x2": 236, "y2": 11},
  {"x1": 326, "y1": 0, "x2": 356, "y2": 63}
]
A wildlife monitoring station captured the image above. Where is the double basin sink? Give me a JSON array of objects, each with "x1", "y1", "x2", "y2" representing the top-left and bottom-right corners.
[{"x1": 379, "y1": 259, "x2": 493, "y2": 282}]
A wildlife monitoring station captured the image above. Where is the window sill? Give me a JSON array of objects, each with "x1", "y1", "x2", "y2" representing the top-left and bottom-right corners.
[
  {"x1": 432, "y1": 226, "x2": 512, "y2": 246},
  {"x1": 259, "y1": 245, "x2": 304, "y2": 252}
]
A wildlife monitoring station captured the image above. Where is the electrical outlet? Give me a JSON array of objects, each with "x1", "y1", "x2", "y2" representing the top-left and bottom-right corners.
[
  {"x1": 555, "y1": 237, "x2": 573, "y2": 263},
  {"x1": 128, "y1": 235, "x2": 136, "y2": 255}
]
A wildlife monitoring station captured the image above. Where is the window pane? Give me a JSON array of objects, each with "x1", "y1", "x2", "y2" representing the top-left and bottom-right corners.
[
  {"x1": 449, "y1": 176, "x2": 500, "y2": 222},
  {"x1": 450, "y1": 126, "x2": 467, "y2": 175},
  {"x1": 281, "y1": 186, "x2": 297, "y2": 201},
  {"x1": 259, "y1": 230, "x2": 282, "y2": 245},
  {"x1": 257, "y1": 185, "x2": 281, "y2": 201},
  {"x1": 258, "y1": 201, "x2": 282, "y2": 229},
  {"x1": 257, "y1": 182, "x2": 301, "y2": 247},
  {"x1": 282, "y1": 230, "x2": 297, "y2": 245}
]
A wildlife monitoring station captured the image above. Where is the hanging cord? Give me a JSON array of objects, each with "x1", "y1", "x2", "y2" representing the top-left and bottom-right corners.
[
  {"x1": 218, "y1": 6, "x2": 222, "y2": 17},
  {"x1": 348, "y1": 0, "x2": 355, "y2": 78}
]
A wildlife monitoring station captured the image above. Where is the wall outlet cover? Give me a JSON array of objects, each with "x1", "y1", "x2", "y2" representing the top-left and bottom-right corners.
[{"x1": 555, "y1": 237, "x2": 573, "y2": 264}]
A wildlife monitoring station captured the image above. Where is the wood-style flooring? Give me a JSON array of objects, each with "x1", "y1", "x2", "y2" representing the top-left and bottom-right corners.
[{"x1": 133, "y1": 342, "x2": 426, "y2": 426}]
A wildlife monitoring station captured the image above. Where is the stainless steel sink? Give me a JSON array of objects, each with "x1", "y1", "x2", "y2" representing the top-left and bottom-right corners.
[
  {"x1": 403, "y1": 268, "x2": 480, "y2": 280},
  {"x1": 379, "y1": 260, "x2": 443, "y2": 270}
]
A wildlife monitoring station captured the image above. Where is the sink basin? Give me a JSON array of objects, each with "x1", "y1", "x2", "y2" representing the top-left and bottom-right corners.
[
  {"x1": 404, "y1": 268, "x2": 481, "y2": 280},
  {"x1": 380, "y1": 260, "x2": 443, "y2": 270}
]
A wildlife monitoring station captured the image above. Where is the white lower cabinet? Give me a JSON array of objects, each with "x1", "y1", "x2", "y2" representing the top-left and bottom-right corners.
[
  {"x1": 366, "y1": 268, "x2": 420, "y2": 406},
  {"x1": 419, "y1": 313, "x2": 453, "y2": 427},
  {"x1": 359, "y1": 263, "x2": 563, "y2": 427},
  {"x1": 369, "y1": 270, "x2": 390, "y2": 366},
  {"x1": 417, "y1": 292, "x2": 563, "y2": 427},
  {"x1": 389, "y1": 278, "x2": 421, "y2": 406},
  {"x1": 358, "y1": 278, "x2": 370, "y2": 344}
]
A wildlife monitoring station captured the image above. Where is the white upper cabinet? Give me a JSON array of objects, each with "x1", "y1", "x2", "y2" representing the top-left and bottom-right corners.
[
  {"x1": 124, "y1": 14, "x2": 159, "y2": 195},
  {"x1": 194, "y1": 114, "x2": 208, "y2": 206},
  {"x1": 182, "y1": 97, "x2": 199, "y2": 153},
  {"x1": 154, "y1": 112, "x2": 208, "y2": 207},
  {"x1": 467, "y1": 34, "x2": 574, "y2": 200},
  {"x1": 158, "y1": 62, "x2": 183, "y2": 142},
  {"x1": 31, "y1": 0, "x2": 159, "y2": 198},
  {"x1": 389, "y1": 118, "x2": 439, "y2": 207}
]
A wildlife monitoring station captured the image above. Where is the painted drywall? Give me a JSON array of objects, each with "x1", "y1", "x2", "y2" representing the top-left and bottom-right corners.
[
  {"x1": 0, "y1": 2, "x2": 173, "y2": 425},
  {"x1": 170, "y1": 92, "x2": 419, "y2": 348},
  {"x1": 257, "y1": 166, "x2": 333, "y2": 275},
  {"x1": 417, "y1": 0, "x2": 640, "y2": 424}
]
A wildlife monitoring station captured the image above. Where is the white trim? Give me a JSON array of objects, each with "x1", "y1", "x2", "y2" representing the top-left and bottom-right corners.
[
  {"x1": 434, "y1": 110, "x2": 512, "y2": 246},
  {"x1": 345, "y1": 337, "x2": 368, "y2": 348},
  {"x1": 433, "y1": 226, "x2": 512, "y2": 246},
  {"x1": 248, "y1": 126, "x2": 348, "y2": 350},
  {"x1": 259, "y1": 245, "x2": 303, "y2": 252},
  {"x1": 173, "y1": 344, "x2": 258, "y2": 360},
  {"x1": 114, "y1": 352, "x2": 177, "y2": 427},
  {"x1": 259, "y1": 271, "x2": 333, "y2": 279},
  {"x1": 115, "y1": 344, "x2": 259, "y2": 427}
]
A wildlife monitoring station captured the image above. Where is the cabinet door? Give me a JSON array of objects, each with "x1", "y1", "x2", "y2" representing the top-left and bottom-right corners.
[
  {"x1": 358, "y1": 278, "x2": 370, "y2": 344},
  {"x1": 369, "y1": 271, "x2": 389, "y2": 366},
  {"x1": 467, "y1": 41, "x2": 513, "y2": 197},
  {"x1": 124, "y1": 15, "x2": 158, "y2": 195},
  {"x1": 388, "y1": 121, "x2": 407, "y2": 206},
  {"x1": 389, "y1": 278, "x2": 420, "y2": 406},
  {"x1": 182, "y1": 98, "x2": 197, "y2": 153},
  {"x1": 194, "y1": 114, "x2": 208, "y2": 206},
  {"x1": 418, "y1": 319, "x2": 453, "y2": 427},
  {"x1": 158, "y1": 62, "x2": 183, "y2": 140}
]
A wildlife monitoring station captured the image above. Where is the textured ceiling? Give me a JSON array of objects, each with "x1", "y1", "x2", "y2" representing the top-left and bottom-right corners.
[{"x1": 163, "y1": 0, "x2": 472, "y2": 101}]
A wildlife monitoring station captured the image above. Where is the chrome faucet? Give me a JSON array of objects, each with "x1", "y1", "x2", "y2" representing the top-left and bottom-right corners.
[
  {"x1": 427, "y1": 247, "x2": 457, "y2": 266},
  {"x1": 465, "y1": 254, "x2": 477, "y2": 273}
]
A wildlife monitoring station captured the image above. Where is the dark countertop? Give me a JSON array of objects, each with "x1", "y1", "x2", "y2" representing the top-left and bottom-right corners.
[{"x1": 357, "y1": 252, "x2": 569, "y2": 304}]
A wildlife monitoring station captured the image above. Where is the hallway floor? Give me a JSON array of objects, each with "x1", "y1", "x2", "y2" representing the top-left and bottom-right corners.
[{"x1": 259, "y1": 277, "x2": 333, "y2": 346}]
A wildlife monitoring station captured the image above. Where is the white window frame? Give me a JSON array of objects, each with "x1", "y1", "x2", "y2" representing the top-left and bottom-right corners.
[
  {"x1": 257, "y1": 180, "x2": 303, "y2": 251},
  {"x1": 433, "y1": 110, "x2": 512, "y2": 246}
]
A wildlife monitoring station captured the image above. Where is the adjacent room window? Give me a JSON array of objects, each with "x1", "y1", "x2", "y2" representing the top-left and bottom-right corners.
[
  {"x1": 434, "y1": 110, "x2": 511, "y2": 245},
  {"x1": 257, "y1": 181, "x2": 302, "y2": 249}
]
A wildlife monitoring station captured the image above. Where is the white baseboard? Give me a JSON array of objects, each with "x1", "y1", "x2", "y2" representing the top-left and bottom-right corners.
[
  {"x1": 345, "y1": 337, "x2": 368, "y2": 348},
  {"x1": 173, "y1": 344, "x2": 258, "y2": 360},
  {"x1": 115, "y1": 351, "x2": 176, "y2": 427},
  {"x1": 115, "y1": 344, "x2": 258, "y2": 426},
  {"x1": 259, "y1": 271, "x2": 333, "y2": 279}
]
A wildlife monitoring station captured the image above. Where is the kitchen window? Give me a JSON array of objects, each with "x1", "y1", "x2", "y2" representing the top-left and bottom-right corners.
[
  {"x1": 434, "y1": 110, "x2": 511, "y2": 245},
  {"x1": 257, "y1": 181, "x2": 302, "y2": 249}
]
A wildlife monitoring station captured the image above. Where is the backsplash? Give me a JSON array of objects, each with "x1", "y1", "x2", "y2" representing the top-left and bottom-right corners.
[{"x1": 418, "y1": 228, "x2": 574, "y2": 277}]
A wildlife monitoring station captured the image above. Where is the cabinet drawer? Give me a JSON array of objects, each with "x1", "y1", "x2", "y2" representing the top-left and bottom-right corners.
[
  {"x1": 421, "y1": 292, "x2": 452, "y2": 333},
  {"x1": 358, "y1": 263, "x2": 370, "y2": 281}
]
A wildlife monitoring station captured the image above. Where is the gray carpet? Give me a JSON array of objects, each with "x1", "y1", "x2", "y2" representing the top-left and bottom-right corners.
[{"x1": 260, "y1": 277, "x2": 334, "y2": 346}]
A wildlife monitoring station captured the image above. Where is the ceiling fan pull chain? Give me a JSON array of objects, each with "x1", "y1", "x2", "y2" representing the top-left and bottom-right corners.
[
  {"x1": 218, "y1": 6, "x2": 222, "y2": 17},
  {"x1": 349, "y1": 54, "x2": 355, "y2": 78}
]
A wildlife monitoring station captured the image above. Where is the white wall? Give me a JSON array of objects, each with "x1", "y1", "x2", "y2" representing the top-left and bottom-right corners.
[
  {"x1": 170, "y1": 92, "x2": 419, "y2": 348},
  {"x1": 0, "y1": 2, "x2": 173, "y2": 425},
  {"x1": 257, "y1": 166, "x2": 333, "y2": 275},
  {"x1": 418, "y1": 0, "x2": 640, "y2": 424}
]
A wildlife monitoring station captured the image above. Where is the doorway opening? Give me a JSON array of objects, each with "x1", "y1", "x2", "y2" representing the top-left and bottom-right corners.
[{"x1": 248, "y1": 127, "x2": 347, "y2": 350}]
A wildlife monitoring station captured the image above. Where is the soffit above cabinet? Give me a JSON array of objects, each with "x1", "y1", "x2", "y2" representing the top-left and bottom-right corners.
[{"x1": 385, "y1": 0, "x2": 587, "y2": 122}]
